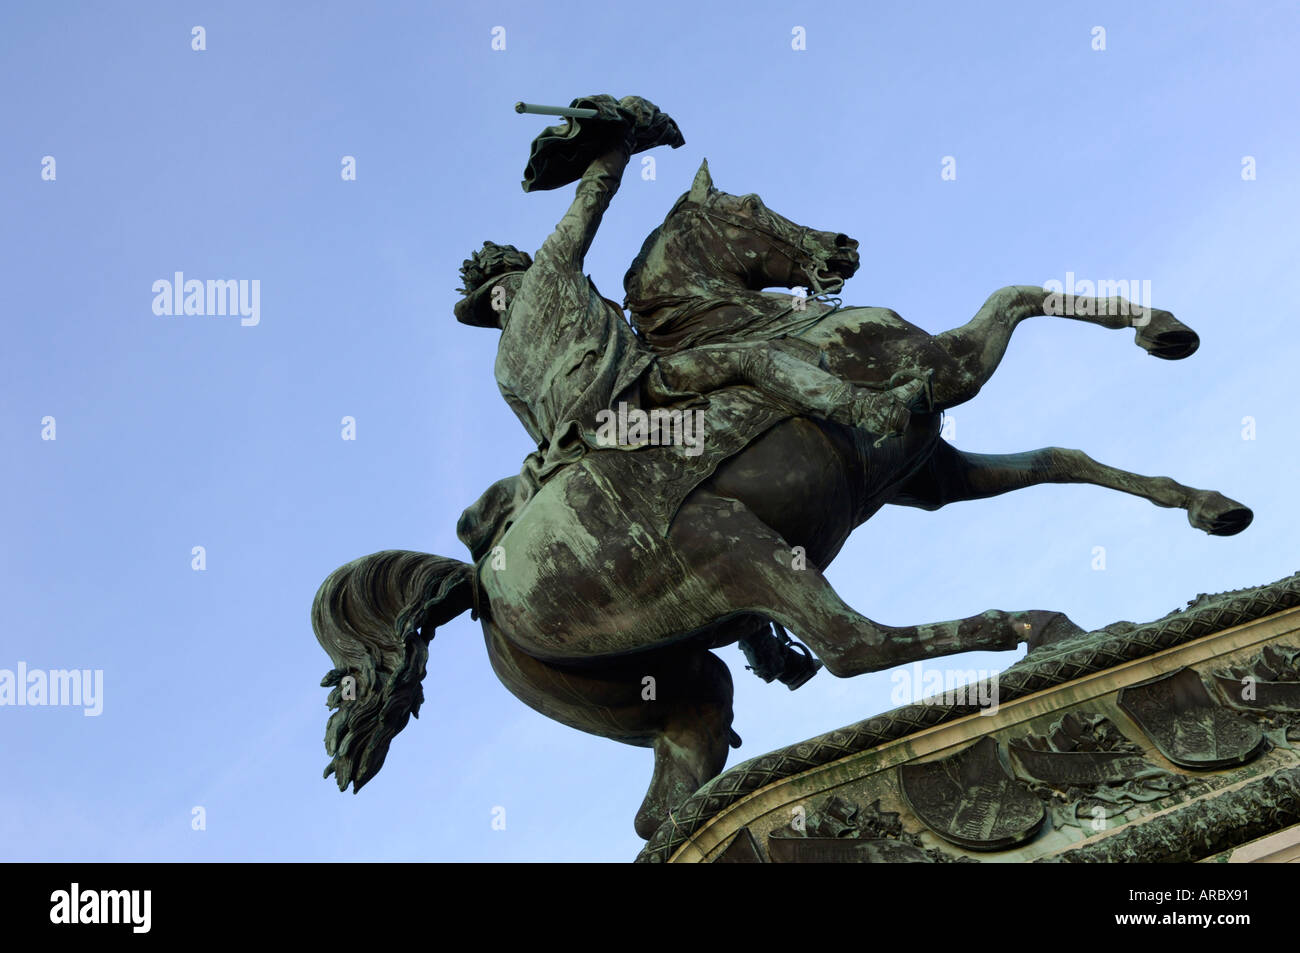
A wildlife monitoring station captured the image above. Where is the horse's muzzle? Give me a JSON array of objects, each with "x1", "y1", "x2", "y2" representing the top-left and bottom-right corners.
[{"x1": 826, "y1": 234, "x2": 860, "y2": 278}]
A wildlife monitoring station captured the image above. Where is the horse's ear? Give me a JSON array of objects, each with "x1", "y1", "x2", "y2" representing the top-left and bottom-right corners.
[{"x1": 688, "y1": 158, "x2": 714, "y2": 203}]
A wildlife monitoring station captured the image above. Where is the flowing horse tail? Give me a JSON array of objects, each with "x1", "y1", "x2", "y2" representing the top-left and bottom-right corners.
[{"x1": 312, "y1": 550, "x2": 480, "y2": 793}]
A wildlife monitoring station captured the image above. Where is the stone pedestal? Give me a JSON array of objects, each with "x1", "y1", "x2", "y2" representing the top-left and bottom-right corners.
[{"x1": 639, "y1": 573, "x2": 1300, "y2": 863}]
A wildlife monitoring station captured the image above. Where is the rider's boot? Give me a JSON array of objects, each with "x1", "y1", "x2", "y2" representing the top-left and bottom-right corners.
[{"x1": 849, "y1": 370, "x2": 934, "y2": 445}]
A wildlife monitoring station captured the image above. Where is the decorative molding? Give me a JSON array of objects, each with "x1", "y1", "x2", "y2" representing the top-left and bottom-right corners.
[{"x1": 639, "y1": 572, "x2": 1300, "y2": 863}]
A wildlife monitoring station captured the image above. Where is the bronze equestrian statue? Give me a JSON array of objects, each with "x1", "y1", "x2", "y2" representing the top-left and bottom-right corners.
[{"x1": 312, "y1": 95, "x2": 1253, "y2": 839}]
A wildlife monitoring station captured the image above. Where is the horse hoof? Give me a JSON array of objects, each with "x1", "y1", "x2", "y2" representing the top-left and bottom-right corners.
[
  {"x1": 634, "y1": 799, "x2": 666, "y2": 841},
  {"x1": 1135, "y1": 312, "x2": 1200, "y2": 360},
  {"x1": 1187, "y1": 492, "x2": 1253, "y2": 536},
  {"x1": 1022, "y1": 611, "x2": 1086, "y2": 651}
]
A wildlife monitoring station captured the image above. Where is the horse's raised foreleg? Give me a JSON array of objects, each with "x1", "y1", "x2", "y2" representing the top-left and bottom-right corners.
[
  {"x1": 892, "y1": 439, "x2": 1253, "y2": 536},
  {"x1": 929, "y1": 285, "x2": 1198, "y2": 411},
  {"x1": 677, "y1": 491, "x2": 1076, "y2": 677}
]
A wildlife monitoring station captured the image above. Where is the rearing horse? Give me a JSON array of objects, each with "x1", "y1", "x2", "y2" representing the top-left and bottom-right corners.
[
  {"x1": 624, "y1": 159, "x2": 1251, "y2": 540},
  {"x1": 312, "y1": 160, "x2": 1252, "y2": 841}
]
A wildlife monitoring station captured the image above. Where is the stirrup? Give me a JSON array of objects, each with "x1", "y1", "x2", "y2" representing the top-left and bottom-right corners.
[
  {"x1": 742, "y1": 623, "x2": 823, "y2": 691},
  {"x1": 777, "y1": 637, "x2": 823, "y2": 690}
]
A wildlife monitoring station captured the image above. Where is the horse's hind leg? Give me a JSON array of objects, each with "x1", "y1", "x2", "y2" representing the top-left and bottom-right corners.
[
  {"x1": 893, "y1": 439, "x2": 1253, "y2": 536},
  {"x1": 676, "y1": 491, "x2": 1076, "y2": 677},
  {"x1": 928, "y1": 285, "x2": 1198, "y2": 411},
  {"x1": 483, "y1": 619, "x2": 739, "y2": 840},
  {"x1": 636, "y1": 644, "x2": 740, "y2": 839}
]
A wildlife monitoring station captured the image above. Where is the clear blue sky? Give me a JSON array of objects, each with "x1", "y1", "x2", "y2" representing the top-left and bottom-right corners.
[{"x1": 2, "y1": 1, "x2": 1297, "y2": 861}]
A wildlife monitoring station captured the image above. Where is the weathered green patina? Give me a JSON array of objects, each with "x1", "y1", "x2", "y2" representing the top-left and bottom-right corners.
[{"x1": 313, "y1": 95, "x2": 1255, "y2": 841}]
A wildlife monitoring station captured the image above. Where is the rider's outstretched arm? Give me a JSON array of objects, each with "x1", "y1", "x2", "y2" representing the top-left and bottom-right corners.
[
  {"x1": 655, "y1": 341, "x2": 929, "y2": 441},
  {"x1": 534, "y1": 141, "x2": 632, "y2": 273}
]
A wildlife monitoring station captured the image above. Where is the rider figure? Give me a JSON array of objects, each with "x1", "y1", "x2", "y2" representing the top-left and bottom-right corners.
[{"x1": 454, "y1": 95, "x2": 930, "y2": 546}]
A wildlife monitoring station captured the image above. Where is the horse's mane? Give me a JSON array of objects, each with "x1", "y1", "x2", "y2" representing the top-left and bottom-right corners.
[{"x1": 623, "y1": 191, "x2": 697, "y2": 314}]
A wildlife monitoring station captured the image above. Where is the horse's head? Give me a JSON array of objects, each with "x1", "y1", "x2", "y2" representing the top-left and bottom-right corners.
[{"x1": 624, "y1": 159, "x2": 860, "y2": 316}]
